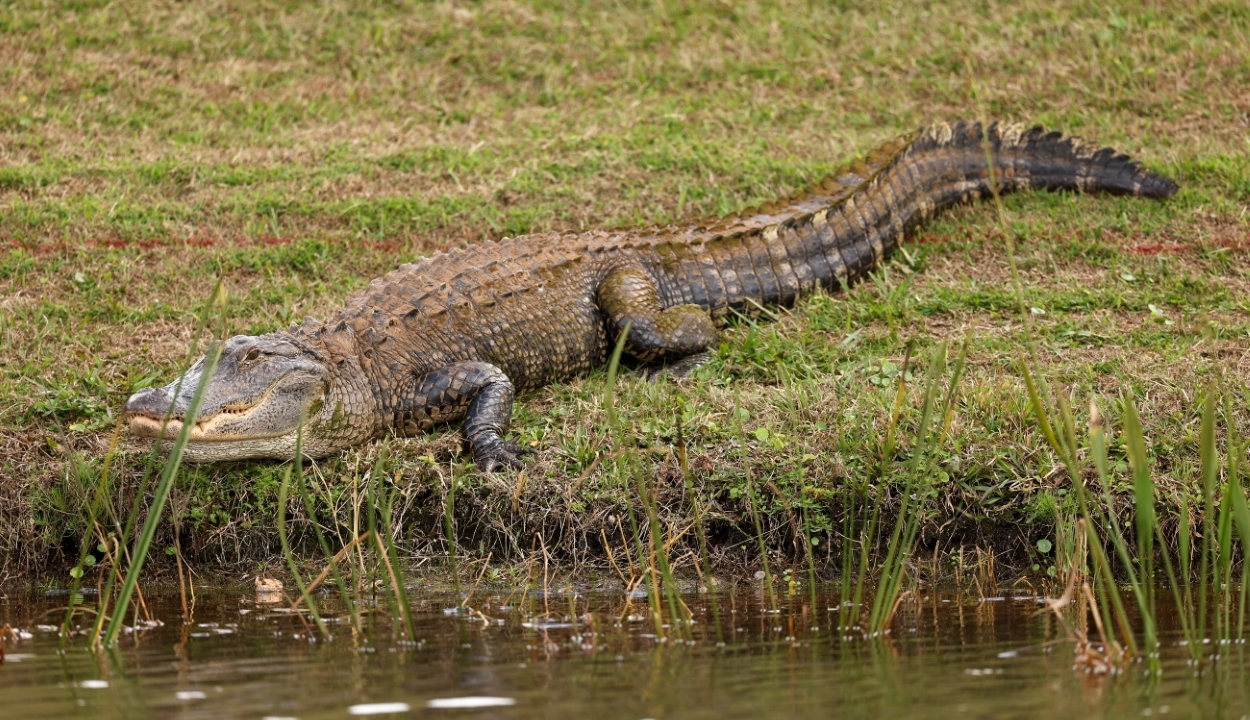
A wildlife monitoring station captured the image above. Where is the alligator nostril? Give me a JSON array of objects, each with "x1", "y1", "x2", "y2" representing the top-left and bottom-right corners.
[{"x1": 124, "y1": 388, "x2": 174, "y2": 417}]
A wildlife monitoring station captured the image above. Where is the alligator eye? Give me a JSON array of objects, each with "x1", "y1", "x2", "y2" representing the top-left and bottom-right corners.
[{"x1": 242, "y1": 347, "x2": 262, "y2": 363}]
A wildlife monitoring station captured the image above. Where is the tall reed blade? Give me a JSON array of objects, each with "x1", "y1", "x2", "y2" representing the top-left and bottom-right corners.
[
  {"x1": 372, "y1": 479, "x2": 415, "y2": 641},
  {"x1": 744, "y1": 475, "x2": 778, "y2": 613},
  {"x1": 838, "y1": 488, "x2": 858, "y2": 635},
  {"x1": 638, "y1": 468, "x2": 687, "y2": 634},
  {"x1": 277, "y1": 427, "x2": 330, "y2": 640},
  {"x1": 102, "y1": 340, "x2": 223, "y2": 648},
  {"x1": 601, "y1": 327, "x2": 665, "y2": 630},
  {"x1": 443, "y1": 459, "x2": 461, "y2": 597},
  {"x1": 63, "y1": 418, "x2": 125, "y2": 639},
  {"x1": 93, "y1": 279, "x2": 227, "y2": 645},
  {"x1": 1222, "y1": 398, "x2": 1250, "y2": 638},
  {"x1": 625, "y1": 491, "x2": 663, "y2": 635},
  {"x1": 604, "y1": 321, "x2": 631, "y2": 430},
  {"x1": 1119, "y1": 395, "x2": 1158, "y2": 655},
  {"x1": 295, "y1": 451, "x2": 362, "y2": 633},
  {"x1": 1197, "y1": 383, "x2": 1219, "y2": 649},
  {"x1": 868, "y1": 342, "x2": 953, "y2": 634},
  {"x1": 277, "y1": 470, "x2": 329, "y2": 639}
]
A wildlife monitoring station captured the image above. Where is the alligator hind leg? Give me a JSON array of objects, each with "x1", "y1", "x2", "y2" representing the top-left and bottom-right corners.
[
  {"x1": 393, "y1": 361, "x2": 529, "y2": 472},
  {"x1": 598, "y1": 266, "x2": 719, "y2": 364}
]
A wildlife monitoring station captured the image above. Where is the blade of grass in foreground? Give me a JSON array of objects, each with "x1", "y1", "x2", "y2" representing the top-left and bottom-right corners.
[
  {"x1": 637, "y1": 464, "x2": 689, "y2": 635},
  {"x1": 1022, "y1": 367, "x2": 1138, "y2": 660},
  {"x1": 1222, "y1": 397, "x2": 1250, "y2": 638},
  {"x1": 601, "y1": 325, "x2": 666, "y2": 631},
  {"x1": 869, "y1": 341, "x2": 959, "y2": 634},
  {"x1": 101, "y1": 340, "x2": 222, "y2": 648},
  {"x1": 278, "y1": 427, "x2": 330, "y2": 641},
  {"x1": 294, "y1": 469, "x2": 361, "y2": 633},
  {"x1": 744, "y1": 476, "x2": 778, "y2": 614},
  {"x1": 62, "y1": 418, "x2": 125, "y2": 641},
  {"x1": 1121, "y1": 397, "x2": 1157, "y2": 652},
  {"x1": 838, "y1": 487, "x2": 861, "y2": 636},
  {"x1": 92, "y1": 279, "x2": 227, "y2": 645},
  {"x1": 1198, "y1": 386, "x2": 1217, "y2": 650},
  {"x1": 443, "y1": 453, "x2": 461, "y2": 598},
  {"x1": 368, "y1": 448, "x2": 415, "y2": 642},
  {"x1": 1028, "y1": 372, "x2": 1250, "y2": 670}
]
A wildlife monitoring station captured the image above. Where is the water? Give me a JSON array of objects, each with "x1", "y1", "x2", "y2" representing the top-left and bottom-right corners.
[{"x1": 2, "y1": 587, "x2": 1248, "y2": 719}]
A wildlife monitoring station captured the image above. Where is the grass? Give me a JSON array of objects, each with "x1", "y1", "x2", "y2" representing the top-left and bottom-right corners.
[
  {"x1": 1022, "y1": 370, "x2": 1250, "y2": 673},
  {"x1": 0, "y1": 0, "x2": 1248, "y2": 586}
]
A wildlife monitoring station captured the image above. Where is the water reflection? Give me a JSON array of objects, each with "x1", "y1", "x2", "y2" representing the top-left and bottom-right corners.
[{"x1": 0, "y1": 588, "x2": 1247, "y2": 719}]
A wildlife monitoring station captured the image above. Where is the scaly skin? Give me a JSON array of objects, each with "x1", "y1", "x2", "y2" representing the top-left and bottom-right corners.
[{"x1": 124, "y1": 121, "x2": 1179, "y2": 470}]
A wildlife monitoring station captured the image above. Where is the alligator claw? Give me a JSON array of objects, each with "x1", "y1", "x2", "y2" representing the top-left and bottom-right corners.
[
  {"x1": 474, "y1": 440, "x2": 531, "y2": 473},
  {"x1": 644, "y1": 351, "x2": 713, "y2": 382}
]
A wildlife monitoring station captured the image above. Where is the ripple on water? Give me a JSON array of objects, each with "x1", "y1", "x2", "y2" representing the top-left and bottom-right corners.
[
  {"x1": 0, "y1": 589, "x2": 1247, "y2": 720},
  {"x1": 427, "y1": 697, "x2": 517, "y2": 709},
  {"x1": 348, "y1": 702, "x2": 412, "y2": 715}
]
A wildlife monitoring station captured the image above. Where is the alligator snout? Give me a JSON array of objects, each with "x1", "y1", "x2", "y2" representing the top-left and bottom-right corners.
[
  {"x1": 125, "y1": 387, "x2": 175, "y2": 418},
  {"x1": 124, "y1": 387, "x2": 181, "y2": 438}
]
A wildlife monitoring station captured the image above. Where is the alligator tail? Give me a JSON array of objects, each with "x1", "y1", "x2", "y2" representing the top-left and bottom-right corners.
[
  {"x1": 668, "y1": 120, "x2": 1178, "y2": 312},
  {"x1": 921, "y1": 120, "x2": 1179, "y2": 199}
]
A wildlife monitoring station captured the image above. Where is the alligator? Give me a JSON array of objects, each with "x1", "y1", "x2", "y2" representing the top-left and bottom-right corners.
[{"x1": 124, "y1": 120, "x2": 1178, "y2": 470}]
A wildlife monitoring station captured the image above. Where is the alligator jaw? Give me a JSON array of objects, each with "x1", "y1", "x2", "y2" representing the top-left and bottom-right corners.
[
  {"x1": 124, "y1": 410, "x2": 290, "y2": 443},
  {"x1": 124, "y1": 404, "x2": 305, "y2": 462}
]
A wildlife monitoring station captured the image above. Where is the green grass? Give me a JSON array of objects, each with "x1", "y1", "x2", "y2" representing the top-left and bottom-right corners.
[{"x1": 1, "y1": 0, "x2": 1248, "y2": 582}]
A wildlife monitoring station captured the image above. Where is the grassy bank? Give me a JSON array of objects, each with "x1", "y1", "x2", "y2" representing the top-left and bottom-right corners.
[{"x1": 1, "y1": 0, "x2": 1249, "y2": 583}]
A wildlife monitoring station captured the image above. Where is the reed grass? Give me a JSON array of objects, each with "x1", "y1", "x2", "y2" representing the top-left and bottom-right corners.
[
  {"x1": 636, "y1": 464, "x2": 689, "y2": 636},
  {"x1": 442, "y1": 454, "x2": 462, "y2": 598},
  {"x1": 869, "y1": 341, "x2": 966, "y2": 632},
  {"x1": 60, "y1": 419, "x2": 123, "y2": 640},
  {"x1": 827, "y1": 339, "x2": 968, "y2": 638},
  {"x1": 292, "y1": 464, "x2": 362, "y2": 634},
  {"x1": 278, "y1": 460, "x2": 330, "y2": 641},
  {"x1": 1025, "y1": 366, "x2": 1250, "y2": 671},
  {"x1": 93, "y1": 281, "x2": 230, "y2": 647},
  {"x1": 744, "y1": 478, "x2": 779, "y2": 614},
  {"x1": 274, "y1": 435, "x2": 418, "y2": 642},
  {"x1": 800, "y1": 503, "x2": 820, "y2": 621},
  {"x1": 366, "y1": 449, "x2": 415, "y2": 641},
  {"x1": 601, "y1": 324, "x2": 666, "y2": 633}
]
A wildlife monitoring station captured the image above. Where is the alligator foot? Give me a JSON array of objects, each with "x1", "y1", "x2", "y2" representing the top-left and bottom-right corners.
[
  {"x1": 473, "y1": 440, "x2": 532, "y2": 473},
  {"x1": 645, "y1": 351, "x2": 713, "y2": 382}
]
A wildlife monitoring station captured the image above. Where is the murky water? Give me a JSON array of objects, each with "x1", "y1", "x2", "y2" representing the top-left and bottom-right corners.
[{"x1": 2, "y1": 585, "x2": 1248, "y2": 719}]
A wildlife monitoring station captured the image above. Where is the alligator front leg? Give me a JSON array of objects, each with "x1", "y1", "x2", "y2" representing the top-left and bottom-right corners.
[
  {"x1": 597, "y1": 266, "x2": 719, "y2": 368},
  {"x1": 393, "y1": 361, "x2": 528, "y2": 472}
]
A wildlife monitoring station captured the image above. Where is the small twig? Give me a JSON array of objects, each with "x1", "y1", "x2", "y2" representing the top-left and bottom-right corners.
[
  {"x1": 601, "y1": 528, "x2": 632, "y2": 588},
  {"x1": 616, "y1": 515, "x2": 638, "y2": 580},
  {"x1": 882, "y1": 589, "x2": 913, "y2": 631},
  {"x1": 38, "y1": 606, "x2": 104, "y2": 620},
  {"x1": 539, "y1": 532, "x2": 552, "y2": 616},
  {"x1": 511, "y1": 471, "x2": 528, "y2": 514},
  {"x1": 668, "y1": 550, "x2": 698, "y2": 574},
  {"x1": 663, "y1": 520, "x2": 696, "y2": 553},
  {"x1": 372, "y1": 532, "x2": 412, "y2": 640},
  {"x1": 1081, "y1": 581, "x2": 1113, "y2": 655},
  {"x1": 288, "y1": 531, "x2": 373, "y2": 612},
  {"x1": 461, "y1": 552, "x2": 493, "y2": 610}
]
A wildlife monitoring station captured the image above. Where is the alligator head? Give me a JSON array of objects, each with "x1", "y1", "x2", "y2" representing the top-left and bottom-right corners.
[{"x1": 124, "y1": 333, "x2": 376, "y2": 461}]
